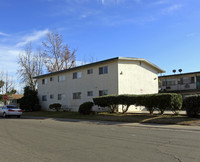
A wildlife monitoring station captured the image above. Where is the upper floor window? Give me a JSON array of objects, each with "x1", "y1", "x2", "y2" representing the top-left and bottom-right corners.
[
  {"x1": 99, "y1": 90, "x2": 108, "y2": 96},
  {"x1": 87, "y1": 91, "x2": 93, "y2": 97},
  {"x1": 50, "y1": 77, "x2": 54, "y2": 82},
  {"x1": 42, "y1": 95, "x2": 47, "y2": 101},
  {"x1": 162, "y1": 79, "x2": 176, "y2": 86},
  {"x1": 87, "y1": 69, "x2": 93, "y2": 74},
  {"x1": 73, "y1": 72, "x2": 82, "y2": 79},
  {"x1": 73, "y1": 92, "x2": 81, "y2": 99},
  {"x1": 42, "y1": 79, "x2": 47, "y2": 84},
  {"x1": 58, "y1": 75, "x2": 65, "y2": 82},
  {"x1": 58, "y1": 94, "x2": 65, "y2": 100},
  {"x1": 178, "y1": 77, "x2": 195, "y2": 85},
  {"x1": 99, "y1": 66, "x2": 108, "y2": 75}
]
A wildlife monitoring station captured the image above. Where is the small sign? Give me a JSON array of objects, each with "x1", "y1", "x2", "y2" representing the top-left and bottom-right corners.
[{"x1": 3, "y1": 94, "x2": 7, "y2": 100}]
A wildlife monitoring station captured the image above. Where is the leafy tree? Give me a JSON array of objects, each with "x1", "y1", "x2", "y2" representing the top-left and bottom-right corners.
[
  {"x1": 42, "y1": 31, "x2": 76, "y2": 72},
  {"x1": 20, "y1": 86, "x2": 41, "y2": 111}
]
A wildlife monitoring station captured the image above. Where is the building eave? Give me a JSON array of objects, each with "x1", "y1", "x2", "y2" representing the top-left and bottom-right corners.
[{"x1": 34, "y1": 57, "x2": 165, "y2": 79}]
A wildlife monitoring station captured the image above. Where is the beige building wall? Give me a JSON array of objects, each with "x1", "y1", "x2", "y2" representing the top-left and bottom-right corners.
[
  {"x1": 118, "y1": 60, "x2": 159, "y2": 95},
  {"x1": 37, "y1": 61, "x2": 118, "y2": 111},
  {"x1": 117, "y1": 59, "x2": 159, "y2": 112},
  {"x1": 36, "y1": 57, "x2": 164, "y2": 112}
]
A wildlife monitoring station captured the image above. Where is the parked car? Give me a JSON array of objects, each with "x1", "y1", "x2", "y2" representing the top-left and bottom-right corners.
[{"x1": 0, "y1": 105, "x2": 23, "y2": 118}]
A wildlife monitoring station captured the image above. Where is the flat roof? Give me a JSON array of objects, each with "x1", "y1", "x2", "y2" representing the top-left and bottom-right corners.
[
  {"x1": 159, "y1": 71, "x2": 200, "y2": 78},
  {"x1": 34, "y1": 57, "x2": 165, "y2": 79}
]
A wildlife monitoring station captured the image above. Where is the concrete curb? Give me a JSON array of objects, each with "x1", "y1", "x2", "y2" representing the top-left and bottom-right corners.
[{"x1": 22, "y1": 116, "x2": 200, "y2": 132}]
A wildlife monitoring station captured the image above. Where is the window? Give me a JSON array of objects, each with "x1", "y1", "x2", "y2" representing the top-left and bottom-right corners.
[
  {"x1": 99, "y1": 66, "x2": 108, "y2": 75},
  {"x1": 50, "y1": 77, "x2": 54, "y2": 81},
  {"x1": 73, "y1": 92, "x2": 81, "y2": 99},
  {"x1": 42, "y1": 79, "x2": 47, "y2": 84},
  {"x1": 73, "y1": 72, "x2": 82, "y2": 79},
  {"x1": 58, "y1": 94, "x2": 65, "y2": 100},
  {"x1": 87, "y1": 69, "x2": 93, "y2": 74},
  {"x1": 58, "y1": 75, "x2": 65, "y2": 82},
  {"x1": 178, "y1": 77, "x2": 195, "y2": 85},
  {"x1": 50, "y1": 94, "x2": 54, "y2": 99},
  {"x1": 87, "y1": 91, "x2": 93, "y2": 97},
  {"x1": 42, "y1": 95, "x2": 47, "y2": 101},
  {"x1": 162, "y1": 79, "x2": 176, "y2": 86},
  {"x1": 99, "y1": 90, "x2": 108, "y2": 96}
]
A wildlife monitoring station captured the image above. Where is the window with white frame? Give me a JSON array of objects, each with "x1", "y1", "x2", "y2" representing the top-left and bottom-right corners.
[
  {"x1": 87, "y1": 91, "x2": 93, "y2": 97},
  {"x1": 42, "y1": 79, "x2": 47, "y2": 84},
  {"x1": 99, "y1": 66, "x2": 108, "y2": 75},
  {"x1": 73, "y1": 72, "x2": 82, "y2": 79},
  {"x1": 99, "y1": 90, "x2": 108, "y2": 96},
  {"x1": 58, "y1": 94, "x2": 65, "y2": 100},
  {"x1": 73, "y1": 92, "x2": 81, "y2": 99},
  {"x1": 58, "y1": 75, "x2": 66, "y2": 82},
  {"x1": 42, "y1": 95, "x2": 47, "y2": 101},
  {"x1": 87, "y1": 69, "x2": 93, "y2": 74}
]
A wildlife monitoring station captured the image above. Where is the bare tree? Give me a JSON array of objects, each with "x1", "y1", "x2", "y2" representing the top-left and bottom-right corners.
[
  {"x1": 42, "y1": 31, "x2": 76, "y2": 72},
  {"x1": 18, "y1": 43, "x2": 44, "y2": 90},
  {"x1": 0, "y1": 71, "x2": 15, "y2": 94}
]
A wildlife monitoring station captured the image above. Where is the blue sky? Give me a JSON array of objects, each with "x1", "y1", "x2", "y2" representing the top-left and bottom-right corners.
[{"x1": 0, "y1": 0, "x2": 200, "y2": 91}]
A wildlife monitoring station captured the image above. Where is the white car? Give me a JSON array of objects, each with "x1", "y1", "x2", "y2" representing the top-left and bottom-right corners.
[{"x1": 0, "y1": 105, "x2": 23, "y2": 118}]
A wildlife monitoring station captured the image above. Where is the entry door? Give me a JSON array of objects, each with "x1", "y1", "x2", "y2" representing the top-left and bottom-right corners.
[{"x1": 196, "y1": 76, "x2": 200, "y2": 89}]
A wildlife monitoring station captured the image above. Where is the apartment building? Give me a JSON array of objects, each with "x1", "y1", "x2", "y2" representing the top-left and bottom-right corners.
[
  {"x1": 159, "y1": 71, "x2": 200, "y2": 97},
  {"x1": 34, "y1": 57, "x2": 165, "y2": 111}
]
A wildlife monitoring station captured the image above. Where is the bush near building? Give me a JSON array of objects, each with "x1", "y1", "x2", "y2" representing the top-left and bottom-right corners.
[
  {"x1": 49, "y1": 103, "x2": 62, "y2": 111},
  {"x1": 93, "y1": 93, "x2": 182, "y2": 115},
  {"x1": 20, "y1": 86, "x2": 41, "y2": 111},
  {"x1": 79, "y1": 102, "x2": 94, "y2": 115},
  {"x1": 183, "y1": 95, "x2": 200, "y2": 117}
]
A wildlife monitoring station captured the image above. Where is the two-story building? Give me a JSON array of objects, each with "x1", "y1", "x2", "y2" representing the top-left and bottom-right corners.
[
  {"x1": 159, "y1": 71, "x2": 200, "y2": 97},
  {"x1": 34, "y1": 57, "x2": 165, "y2": 111}
]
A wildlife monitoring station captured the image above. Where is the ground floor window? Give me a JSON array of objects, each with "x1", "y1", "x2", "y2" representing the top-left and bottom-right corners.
[
  {"x1": 58, "y1": 94, "x2": 65, "y2": 100},
  {"x1": 73, "y1": 92, "x2": 81, "y2": 99},
  {"x1": 99, "y1": 90, "x2": 108, "y2": 96},
  {"x1": 87, "y1": 91, "x2": 93, "y2": 97},
  {"x1": 42, "y1": 95, "x2": 47, "y2": 101}
]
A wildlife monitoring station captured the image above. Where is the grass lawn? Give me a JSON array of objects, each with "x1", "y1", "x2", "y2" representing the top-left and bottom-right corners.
[{"x1": 23, "y1": 111, "x2": 200, "y2": 125}]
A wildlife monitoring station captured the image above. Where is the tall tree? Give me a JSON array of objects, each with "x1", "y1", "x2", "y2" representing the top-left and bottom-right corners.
[
  {"x1": 42, "y1": 31, "x2": 76, "y2": 72},
  {"x1": 18, "y1": 43, "x2": 44, "y2": 90},
  {"x1": 0, "y1": 71, "x2": 15, "y2": 94}
]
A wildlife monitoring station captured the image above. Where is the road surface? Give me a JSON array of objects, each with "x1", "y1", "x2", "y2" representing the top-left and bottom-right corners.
[{"x1": 0, "y1": 117, "x2": 200, "y2": 162}]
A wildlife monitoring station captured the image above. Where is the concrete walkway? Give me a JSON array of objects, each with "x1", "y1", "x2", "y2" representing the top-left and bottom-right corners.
[{"x1": 23, "y1": 116, "x2": 200, "y2": 132}]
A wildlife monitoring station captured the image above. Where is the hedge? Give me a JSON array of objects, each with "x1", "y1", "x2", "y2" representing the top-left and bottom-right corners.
[
  {"x1": 93, "y1": 93, "x2": 182, "y2": 114},
  {"x1": 183, "y1": 95, "x2": 200, "y2": 117},
  {"x1": 79, "y1": 102, "x2": 94, "y2": 115}
]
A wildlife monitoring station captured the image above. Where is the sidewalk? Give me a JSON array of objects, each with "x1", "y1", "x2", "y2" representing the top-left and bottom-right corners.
[{"x1": 23, "y1": 116, "x2": 200, "y2": 132}]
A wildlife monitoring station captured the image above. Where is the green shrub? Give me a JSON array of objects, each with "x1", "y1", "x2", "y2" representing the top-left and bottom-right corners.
[
  {"x1": 49, "y1": 103, "x2": 62, "y2": 111},
  {"x1": 184, "y1": 95, "x2": 200, "y2": 117},
  {"x1": 20, "y1": 86, "x2": 41, "y2": 111},
  {"x1": 93, "y1": 93, "x2": 182, "y2": 114},
  {"x1": 79, "y1": 102, "x2": 94, "y2": 115}
]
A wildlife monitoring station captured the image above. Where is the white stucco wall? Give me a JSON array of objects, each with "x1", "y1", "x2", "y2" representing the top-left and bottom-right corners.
[
  {"x1": 118, "y1": 60, "x2": 159, "y2": 95},
  {"x1": 37, "y1": 61, "x2": 118, "y2": 111},
  {"x1": 37, "y1": 58, "x2": 162, "y2": 112},
  {"x1": 117, "y1": 60, "x2": 159, "y2": 112}
]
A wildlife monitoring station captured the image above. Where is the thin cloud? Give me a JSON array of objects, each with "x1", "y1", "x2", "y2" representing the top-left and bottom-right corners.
[
  {"x1": 16, "y1": 29, "x2": 50, "y2": 47},
  {"x1": 0, "y1": 32, "x2": 9, "y2": 37},
  {"x1": 186, "y1": 33, "x2": 198, "y2": 37},
  {"x1": 162, "y1": 4, "x2": 183, "y2": 14}
]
